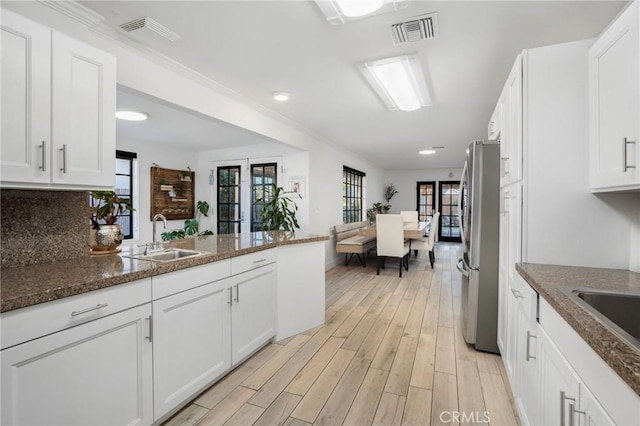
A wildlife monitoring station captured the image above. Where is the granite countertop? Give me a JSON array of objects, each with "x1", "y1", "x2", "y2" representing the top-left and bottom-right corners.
[
  {"x1": 0, "y1": 232, "x2": 328, "y2": 313},
  {"x1": 516, "y1": 263, "x2": 640, "y2": 397}
]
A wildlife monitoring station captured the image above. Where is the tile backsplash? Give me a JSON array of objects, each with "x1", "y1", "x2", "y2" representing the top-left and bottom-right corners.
[{"x1": 1, "y1": 190, "x2": 90, "y2": 268}]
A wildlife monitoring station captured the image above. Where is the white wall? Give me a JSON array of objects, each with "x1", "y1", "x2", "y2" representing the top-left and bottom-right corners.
[
  {"x1": 116, "y1": 139, "x2": 198, "y2": 245},
  {"x1": 383, "y1": 168, "x2": 463, "y2": 214}
]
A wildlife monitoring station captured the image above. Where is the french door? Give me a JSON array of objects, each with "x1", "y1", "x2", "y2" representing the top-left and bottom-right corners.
[
  {"x1": 215, "y1": 159, "x2": 280, "y2": 235},
  {"x1": 416, "y1": 181, "x2": 436, "y2": 222},
  {"x1": 438, "y1": 181, "x2": 461, "y2": 242}
]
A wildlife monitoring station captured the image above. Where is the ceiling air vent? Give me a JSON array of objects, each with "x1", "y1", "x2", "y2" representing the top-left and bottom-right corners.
[
  {"x1": 391, "y1": 13, "x2": 438, "y2": 45},
  {"x1": 119, "y1": 17, "x2": 180, "y2": 42}
]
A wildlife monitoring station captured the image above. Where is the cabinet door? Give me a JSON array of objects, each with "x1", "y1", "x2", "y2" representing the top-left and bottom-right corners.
[
  {"x1": 497, "y1": 187, "x2": 510, "y2": 354},
  {"x1": 1, "y1": 304, "x2": 153, "y2": 426},
  {"x1": 0, "y1": 10, "x2": 51, "y2": 184},
  {"x1": 589, "y1": 1, "x2": 639, "y2": 190},
  {"x1": 499, "y1": 89, "x2": 510, "y2": 186},
  {"x1": 514, "y1": 284, "x2": 540, "y2": 426},
  {"x1": 506, "y1": 183, "x2": 522, "y2": 289},
  {"x1": 51, "y1": 32, "x2": 116, "y2": 187},
  {"x1": 507, "y1": 55, "x2": 523, "y2": 183},
  {"x1": 231, "y1": 263, "x2": 277, "y2": 365},
  {"x1": 539, "y1": 328, "x2": 581, "y2": 426},
  {"x1": 152, "y1": 279, "x2": 232, "y2": 420}
]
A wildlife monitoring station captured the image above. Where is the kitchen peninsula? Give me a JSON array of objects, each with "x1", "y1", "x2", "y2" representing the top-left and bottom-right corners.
[{"x1": 1, "y1": 231, "x2": 328, "y2": 425}]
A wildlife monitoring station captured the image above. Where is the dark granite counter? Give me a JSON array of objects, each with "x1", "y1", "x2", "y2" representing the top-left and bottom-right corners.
[
  {"x1": 516, "y1": 263, "x2": 640, "y2": 397},
  {"x1": 0, "y1": 232, "x2": 328, "y2": 313}
]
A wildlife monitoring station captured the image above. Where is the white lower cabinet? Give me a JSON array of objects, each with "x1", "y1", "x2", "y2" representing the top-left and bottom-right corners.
[
  {"x1": 152, "y1": 278, "x2": 232, "y2": 420},
  {"x1": 231, "y1": 264, "x2": 277, "y2": 364},
  {"x1": 505, "y1": 273, "x2": 632, "y2": 426},
  {"x1": 1, "y1": 304, "x2": 153, "y2": 426}
]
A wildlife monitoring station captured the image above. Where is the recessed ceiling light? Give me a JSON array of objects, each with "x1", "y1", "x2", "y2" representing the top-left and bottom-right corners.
[
  {"x1": 419, "y1": 149, "x2": 436, "y2": 155},
  {"x1": 272, "y1": 91, "x2": 291, "y2": 102},
  {"x1": 315, "y1": 0, "x2": 408, "y2": 25},
  {"x1": 116, "y1": 110, "x2": 148, "y2": 121}
]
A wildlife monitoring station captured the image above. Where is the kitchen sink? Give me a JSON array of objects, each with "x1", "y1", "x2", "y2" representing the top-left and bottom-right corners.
[
  {"x1": 563, "y1": 288, "x2": 640, "y2": 351},
  {"x1": 124, "y1": 248, "x2": 207, "y2": 263}
]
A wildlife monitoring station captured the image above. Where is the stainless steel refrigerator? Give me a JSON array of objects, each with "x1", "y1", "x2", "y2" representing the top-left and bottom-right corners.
[{"x1": 456, "y1": 140, "x2": 500, "y2": 354}]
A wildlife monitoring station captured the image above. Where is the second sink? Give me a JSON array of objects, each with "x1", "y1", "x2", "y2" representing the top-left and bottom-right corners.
[{"x1": 125, "y1": 248, "x2": 207, "y2": 263}]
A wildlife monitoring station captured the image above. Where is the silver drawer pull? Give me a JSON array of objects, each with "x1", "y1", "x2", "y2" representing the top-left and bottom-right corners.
[
  {"x1": 511, "y1": 289, "x2": 524, "y2": 299},
  {"x1": 71, "y1": 303, "x2": 108, "y2": 317},
  {"x1": 526, "y1": 331, "x2": 537, "y2": 361},
  {"x1": 60, "y1": 144, "x2": 67, "y2": 173},
  {"x1": 253, "y1": 258, "x2": 267, "y2": 264}
]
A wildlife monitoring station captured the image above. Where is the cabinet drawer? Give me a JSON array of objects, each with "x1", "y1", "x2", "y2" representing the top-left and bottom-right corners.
[
  {"x1": 0, "y1": 278, "x2": 151, "y2": 350},
  {"x1": 152, "y1": 260, "x2": 231, "y2": 300},
  {"x1": 231, "y1": 249, "x2": 276, "y2": 275}
]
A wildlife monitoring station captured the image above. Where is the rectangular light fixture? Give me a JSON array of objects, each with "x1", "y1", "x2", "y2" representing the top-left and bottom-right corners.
[
  {"x1": 315, "y1": 0, "x2": 408, "y2": 25},
  {"x1": 359, "y1": 54, "x2": 432, "y2": 112}
]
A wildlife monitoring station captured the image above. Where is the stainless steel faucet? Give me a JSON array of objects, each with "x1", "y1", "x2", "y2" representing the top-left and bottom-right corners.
[{"x1": 148, "y1": 213, "x2": 168, "y2": 254}]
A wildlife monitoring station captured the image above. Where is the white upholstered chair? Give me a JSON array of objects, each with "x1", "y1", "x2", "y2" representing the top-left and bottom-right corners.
[
  {"x1": 410, "y1": 212, "x2": 440, "y2": 268},
  {"x1": 376, "y1": 214, "x2": 411, "y2": 277},
  {"x1": 400, "y1": 210, "x2": 419, "y2": 223}
]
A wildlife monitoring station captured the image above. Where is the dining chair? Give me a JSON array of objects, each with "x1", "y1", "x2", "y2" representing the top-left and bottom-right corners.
[
  {"x1": 376, "y1": 214, "x2": 411, "y2": 277},
  {"x1": 410, "y1": 212, "x2": 440, "y2": 268},
  {"x1": 400, "y1": 210, "x2": 419, "y2": 222}
]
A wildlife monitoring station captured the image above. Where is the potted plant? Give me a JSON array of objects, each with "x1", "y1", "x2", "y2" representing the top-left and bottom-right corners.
[
  {"x1": 161, "y1": 200, "x2": 214, "y2": 240},
  {"x1": 258, "y1": 185, "x2": 301, "y2": 232},
  {"x1": 89, "y1": 191, "x2": 135, "y2": 253}
]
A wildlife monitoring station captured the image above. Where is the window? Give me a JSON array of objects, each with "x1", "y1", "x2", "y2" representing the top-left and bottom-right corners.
[
  {"x1": 416, "y1": 181, "x2": 436, "y2": 222},
  {"x1": 250, "y1": 163, "x2": 277, "y2": 231},
  {"x1": 113, "y1": 150, "x2": 136, "y2": 239},
  {"x1": 217, "y1": 166, "x2": 241, "y2": 234},
  {"x1": 343, "y1": 166, "x2": 365, "y2": 223}
]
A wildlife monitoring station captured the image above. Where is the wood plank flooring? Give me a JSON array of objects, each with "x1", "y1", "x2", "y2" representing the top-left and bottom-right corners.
[{"x1": 164, "y1": 243, "x2": 519, "y2": 426}]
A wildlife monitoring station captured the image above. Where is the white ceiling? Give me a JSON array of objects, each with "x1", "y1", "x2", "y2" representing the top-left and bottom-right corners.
[
  {"x1": 82, "y1": 0, "x2": 626, "y2": 170},
  {"x1": 116, "y1": 87, "x2": 274, "y2": 150}
]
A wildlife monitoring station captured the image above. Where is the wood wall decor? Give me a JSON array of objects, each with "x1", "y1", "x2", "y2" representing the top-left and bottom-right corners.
[{"x1": 150, "y1": 166, "x2": 195, "y2": 220}]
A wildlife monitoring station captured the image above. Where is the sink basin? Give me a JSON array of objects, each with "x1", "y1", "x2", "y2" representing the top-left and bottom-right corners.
[
  {"x1": 563, "y1": 288, "x2": 640, "y2": 351},
  {"x1": 124, "y1": 248, "x2": 207, "y2": 263}
]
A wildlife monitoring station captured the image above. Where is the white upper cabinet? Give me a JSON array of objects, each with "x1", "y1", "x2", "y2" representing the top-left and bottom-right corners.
[
  {"x1": 51, "y1": 32, "x2": 116, "y2": 187},
  {"x1": 589, "y1": 0, "x2": 639, "y2": 191},
  {"x1": 494, "y1": 54, "x2": 523, "y2": 187},
  {"x1": 0, "y1": 10, "x2": 51, "y2": 184},
  {"x1": 0, "y1": 10, "x2": 116, "y2": 189}
]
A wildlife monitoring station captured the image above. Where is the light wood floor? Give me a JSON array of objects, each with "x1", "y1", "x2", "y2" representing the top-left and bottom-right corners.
[{"x1": 164, "y1": 243, "x2": 519, "y2": 426}]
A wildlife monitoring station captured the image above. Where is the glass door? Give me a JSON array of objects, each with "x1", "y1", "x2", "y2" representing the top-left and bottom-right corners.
[
  {"x1": 217, "y1": 166, "x2": 242, "y2": 234},
  {"x1": 438, "y1": 181, "x2": 461, "y2": 242},
  {"x1": 416, "y1": 181, "x2": 436, "y2": 222},
  {"x1": 250, "y1": 163, "x2": 277, "y2": 231}
]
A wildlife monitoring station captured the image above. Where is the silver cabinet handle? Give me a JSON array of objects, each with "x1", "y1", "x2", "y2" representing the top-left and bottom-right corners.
[
  {"x1": 228, "y1": 287, "x2": 233, "y2": 306},
  {"x1": 501, "y1": 156, "x2": 510, "y2": 177},
  {"x1": 253, "y1": 258, "x2": 267, "y2": 264},
  {"x1": 569, "y1": 403, "x2": 586, "y2": 426},
  {"x1": 71, "y1": 303, "x2": 108, "y2": 317},
  {"x1": 511, "y1": 289, "x2": 523, "y2": 299},
  {"x1": 623, "y1": 137, "x2": 636, "y2": 172},
  {"x1": 560, "y1": 391, "x2": 576, "y2": 426},
  {"x1": 39, "y1": 141, "x2": 46, "y2": 171},
  {"x1": 146, "y1": 316, "x2": 153, "y2": 342},
  {"x1": 526, "y1": 330, "x2": 537, "y2": 361},
  {"x1": 60, "y1": 144, "x2": 67, "y2": 173},
  {"x1": 502, "y1": 192, "x2": 509, "y2": 216},
  {"x1": 235, "y1": 284, "x2": 240, "y2": 303}
]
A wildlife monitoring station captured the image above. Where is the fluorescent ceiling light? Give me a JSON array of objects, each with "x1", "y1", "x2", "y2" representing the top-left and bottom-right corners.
[
  {"x1": 116, "y1": 110, "x2": 148, "y2": 121},
  {"x1": 419, "y1": 149, "x2": 436, "y2": 155},
  {"x1": 359, "y1": 54, "x2": 432, "y2": 112},
  {"x1": 272, "y1": 91, "x2": 291, "y2": 102},
  {"x1": 315, "y1": 0, "x2": 407, "y2": 25}
]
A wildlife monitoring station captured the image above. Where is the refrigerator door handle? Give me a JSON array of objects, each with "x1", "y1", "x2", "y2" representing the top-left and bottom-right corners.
[{"x1": 456, "y1": 258, "x2": 470, "y2": 277}]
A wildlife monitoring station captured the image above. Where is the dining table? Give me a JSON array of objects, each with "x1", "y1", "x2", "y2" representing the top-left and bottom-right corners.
[{"x1": 359, "y1": 221, "x2": 429, "y2": 239}]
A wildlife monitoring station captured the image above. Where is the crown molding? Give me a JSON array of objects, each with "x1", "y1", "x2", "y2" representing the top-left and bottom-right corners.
[{"x1": 37, "y1": 0, "x2": 104, "y2": 27}]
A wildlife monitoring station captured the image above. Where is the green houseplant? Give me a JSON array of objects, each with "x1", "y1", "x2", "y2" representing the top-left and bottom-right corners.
[
  {"x1": 258, "y1": 185, "x2": 301, "y2": 232},
  {"x1": 89, "y1": 191, "x2": 135, "y2": 253},
  {"x1": 162, "y1": 200, "x2": 214, "y2": 240}
]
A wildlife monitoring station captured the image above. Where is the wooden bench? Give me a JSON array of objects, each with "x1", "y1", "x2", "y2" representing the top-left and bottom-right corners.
[{"x1": 333, "y1": 221, "x2": 376, "y2": 267}]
